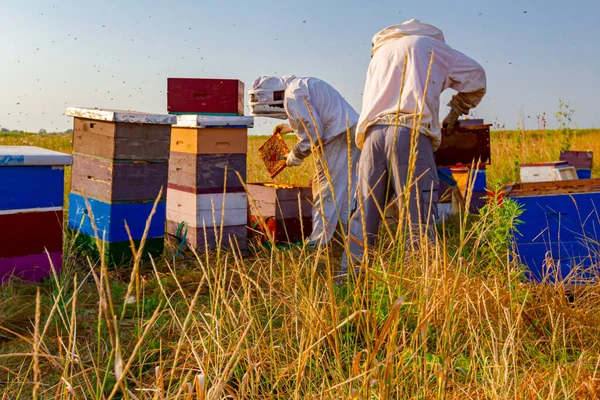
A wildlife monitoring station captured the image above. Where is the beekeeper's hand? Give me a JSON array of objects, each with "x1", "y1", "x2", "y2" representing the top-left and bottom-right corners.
[
  {"x1": 285, "y1": 152, "x2": 303, "y2": 167},
  {"x1": 442, "y1": 108, "x2": 460, "y2": 135},
  {"x1": 273, "y1": 123, "x2": 294, "y2": 136}
]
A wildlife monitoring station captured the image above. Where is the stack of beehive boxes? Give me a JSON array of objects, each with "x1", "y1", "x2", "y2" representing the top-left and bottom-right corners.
[
  {"x1": 166, "y1": 78, "x2": 253, "y2": 251},
  {"x1": 65, "y1": 108, "x2": 175, "y2": 264},
  {"x1": 0, "y1": 146, "x2": 72, "y2": 282}
]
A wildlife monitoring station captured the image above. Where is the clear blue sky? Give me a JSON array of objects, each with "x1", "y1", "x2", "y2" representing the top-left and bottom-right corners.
[{"x1": 1, "y1": 0, "x2": 599, "y2": 133}]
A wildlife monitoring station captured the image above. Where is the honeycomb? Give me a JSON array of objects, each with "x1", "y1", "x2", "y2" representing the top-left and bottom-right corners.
[{"x1": 258, "y1": 133, "x2": 289, "y2": 179}]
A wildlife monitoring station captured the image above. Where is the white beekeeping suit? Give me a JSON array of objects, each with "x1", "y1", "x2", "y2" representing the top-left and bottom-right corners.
[
  {"x1": 250, "y1": 76, "x2": 361, "y2": 246},
  {"x1": 341, "y1": 19, "x2": 487, "y2": 279}
]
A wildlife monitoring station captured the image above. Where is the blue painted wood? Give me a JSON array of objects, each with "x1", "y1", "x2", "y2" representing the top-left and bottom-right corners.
[
  {"x1": 68, "y1": 193, "x2": 166, "y2": 242},
  {"x1": 472, "y1": 170, "x2": 486, "y2": 191},
  {"x1": 511, "y1": 191, "x2": 600, "y2": 282},
  {"x1": 514, "y1": 241, "x2": 600, "y2": 282},
  {"x1": 0, "y1": 166, "x2": 64, "y2": 211},
  {"x1": 577, "y1": 169, "x2": 592, "y2": 179},
  {"x1": 512, "y1": 193, "x2": 600, "y2": 244}
]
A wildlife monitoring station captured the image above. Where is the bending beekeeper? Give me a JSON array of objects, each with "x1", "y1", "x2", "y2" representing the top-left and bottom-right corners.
[
  {"x1": 341, "y1": 19, "x2": 486, "y2": 276},
  {"x1": 249, "y1": 76, "x2": 361, "y2": 247}
]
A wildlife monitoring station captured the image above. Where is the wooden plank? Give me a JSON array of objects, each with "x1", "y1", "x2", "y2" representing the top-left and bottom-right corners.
[
  {"x1": 68, "y1": 192, "x2": 167, "y2": 242},
  {"x1": 0, "y1": 252, "x2": 62, "y2": 284},
  {"x1": 166, "y1": 189, "x2": 248, "y2": 227},
  {"x1": 66, "y1": 108, "x2": 176, "y2": 124},
  {"x1": 0, "y1": 166, "x2": 64, "y2": 211},
  {"x1": 175, "y1": 115, "x2": 254, "y2": 128},
  {"x1": 166, "y1": 220, "x2": 247, "y2": 251},
  {"x1": 71, "y1": 155, "x2": 168, "y2": 202},
  {"x1": 167, "y1": 183, "x2": 245, "y2": 195},
  {"x1": 168, "y1": 152, "x2": 246, "y2": 190},
  {"x1": 507, "y1": 179, "x2": 600, "y2": 198},
  {"x1": 73, "y1": 119, "x2": 171, "y2": 160},
  {"x1": 170, "y1": 127, "x2": 248, "y2": 154},
  {"x1": 167, "y1": 78, "x2": 244, "y2": 114},
  {"x1": 0, "y1": 210, "x2": 63, "y2": 258}
]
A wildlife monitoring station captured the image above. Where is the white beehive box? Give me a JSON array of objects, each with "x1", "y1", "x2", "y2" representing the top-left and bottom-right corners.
[{"x1": 520, "y1": 161, "x2": 578, "y2": 183}]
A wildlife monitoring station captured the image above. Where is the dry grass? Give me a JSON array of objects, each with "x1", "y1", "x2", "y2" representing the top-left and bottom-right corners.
[{"x1": 0, "y1": 129, "x2": 600, "y2": 398}]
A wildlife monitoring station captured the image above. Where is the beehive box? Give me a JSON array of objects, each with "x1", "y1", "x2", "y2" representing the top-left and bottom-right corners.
[
  {"x1": 560, "y1": 151, "x2": 593, "y2": 179},
  {"x1": 167, "y1": 114, "x2": 253, "y2": 251},
  {"x1": 167, "y1": 78, "x2": 244, "y2": 115},
  {"x1": 519, "y1": 161, "x2": 578, "y2": 183},
  {"x1": 507, "y1": 179, "x2": 600, "y2": 283},
  {"x1": 435, "y1": 120, "x2": 491, "y2": 167},
  {"x1": 65, "y1": 108, "x2": 175, "y2": 264},
  {"x1": 247, "y1": 183, "x2": 312, "y2": 245},
  {"x1": 0, "y1": 146, "x2": 72, "y2": 282}
]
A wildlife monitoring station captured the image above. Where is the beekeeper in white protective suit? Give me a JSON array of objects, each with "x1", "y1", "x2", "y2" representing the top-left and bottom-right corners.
[
  {"x1": 249, "y1": 76, "x2": 361, "y2": 247},
  {"x1": 341, "y1": 19, "x2": 486, "y2": 277}
]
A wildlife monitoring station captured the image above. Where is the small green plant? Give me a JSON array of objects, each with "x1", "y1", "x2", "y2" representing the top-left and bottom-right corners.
[{"x1": 556, "y1": 100, "x2": 575, "y2": 152}]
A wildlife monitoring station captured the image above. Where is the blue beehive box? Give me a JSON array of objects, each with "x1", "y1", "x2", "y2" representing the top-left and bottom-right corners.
[
  {"x1": 507, "y1": 179, "x2": 600, "y2": 283},
  {"x1": 0, "y1": 146, "x2": 72, "y2": 283}
]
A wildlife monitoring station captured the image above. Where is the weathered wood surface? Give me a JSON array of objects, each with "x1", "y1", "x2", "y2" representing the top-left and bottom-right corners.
[
  {"x1": 73, "y1": 119, "x2": 171, "y2": 160},
  {"x1": 167, "y1": 220, "x2": 247, "y2": 251},
  {"x1": 71, "y1": 155, "x2": 168, "y2": 202},
  {"x1": 560, "y1": 151, "x2": 593, "y2": 170},
  {"x1": 168, "y1": 152, "x2": 246, "y2": 190},
  {"x1": 0, "y1": 210, "x2": 63, "y2": 258},
  {"x1": 170, "y1": 127, "x2": 248, "y2": 155},
  {"x1": 249, "y1": 215, "x2": 312, "y2": 245},
  {"x1": 507, "y1": 178, "x2": 600, "y2": 198},
  {"x1": 247, "y1": 183, "x2": 312, "y2": 219},
  {"x1": 66, "y1": 107, "x2": 176, "y2": 125},
  {"x1": 435, "y1": 125, "x2": 490, "y2": 167},
  {"x1": 167, "y1": 78, "x2": 244, "y2": 114},
  {"x1": 0, "y1": 146, "x2": 72, "y2": 166},
  {"x1": 0, "y1": 252, "x2": 62, "y2": 284},
  {"x1": 166, "y1": 189, "x2": 248, "y2": 227},
  {"x1": 175, "y1": 115, "x2": 254, "y2": 128}
]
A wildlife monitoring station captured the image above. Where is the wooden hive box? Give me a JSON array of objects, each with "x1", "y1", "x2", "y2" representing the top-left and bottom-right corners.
[
  {"x1": 247, "y1": 183, "x2": 313, "y2": 245},
  {"x1": 506, "y1": 179, "x2": 600, "y2": 283},
  {"x1": 435, "y1": 119, "x2": 491, "y2": 167},
  {"x1": 65, "y1": 108, "x2": 176, "y2": 264},
  {"x1": 167, "y1": 78, "x2": 244, "y2": 115},
  {"x1": 0, "y1": 146, "x2": 72, "y2": 283}
]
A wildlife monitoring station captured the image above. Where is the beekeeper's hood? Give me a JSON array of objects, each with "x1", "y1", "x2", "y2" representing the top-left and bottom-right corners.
[
  {"x1": 249, "y1": 75, "x2": 296, "y2": 119},
  {"x1": 371, "y1": 18, "x2": 445, "y2": 56}
]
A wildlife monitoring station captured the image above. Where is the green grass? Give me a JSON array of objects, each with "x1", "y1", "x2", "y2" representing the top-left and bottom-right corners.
[{"x1": 0, "y1": 129, "x2": 599, "y2": 398}]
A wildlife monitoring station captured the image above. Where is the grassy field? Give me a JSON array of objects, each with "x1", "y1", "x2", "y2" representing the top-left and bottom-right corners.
[{"x1": 1, "y1": 129, "x2": 600, "y2": 398}]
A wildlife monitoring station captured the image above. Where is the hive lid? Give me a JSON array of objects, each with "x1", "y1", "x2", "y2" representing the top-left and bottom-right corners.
[
  {"x1": 175, "y1": 114, "x2": 254, "y2": 128},
  {"x1": 0, "y1": 146, "x2": 72, "y2": 166},
  {"x1": 65, "y1": 107, "x2": 176, "y2": 125}
]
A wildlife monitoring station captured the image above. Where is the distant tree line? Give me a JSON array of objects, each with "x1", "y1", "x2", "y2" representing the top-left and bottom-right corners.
[{"x1": 0, "y1": 127, "x2": 73, "y2": 134}]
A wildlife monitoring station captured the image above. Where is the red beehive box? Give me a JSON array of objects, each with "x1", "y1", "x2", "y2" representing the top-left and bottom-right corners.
[{"x1": 167, "y1": 78, "x2": 244, "y2": 115}]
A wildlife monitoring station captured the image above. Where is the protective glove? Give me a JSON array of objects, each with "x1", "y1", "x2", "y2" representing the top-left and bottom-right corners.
[
  {"x1": 273, "y1": 123, "x2": 294, "y2": 135},
  {"x1": 285, "y1": 152, "x2": 303, "y2": 167},
  {"x1": 442, "y1": 108, "x2": 461, "y2": 135}
]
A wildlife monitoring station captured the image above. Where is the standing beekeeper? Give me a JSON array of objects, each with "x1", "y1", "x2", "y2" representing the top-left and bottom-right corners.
[
  {"x1": 341, "y1": 19, "x2": 486, "y2": 275},
  {"x1": 249, "y1": 76, "x2": 361, "y2": 247}
]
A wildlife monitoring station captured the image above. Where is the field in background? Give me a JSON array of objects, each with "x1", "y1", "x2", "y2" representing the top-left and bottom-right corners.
[{"x1": 1, "y1": 129, "x2": 600, "y2": 398}]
